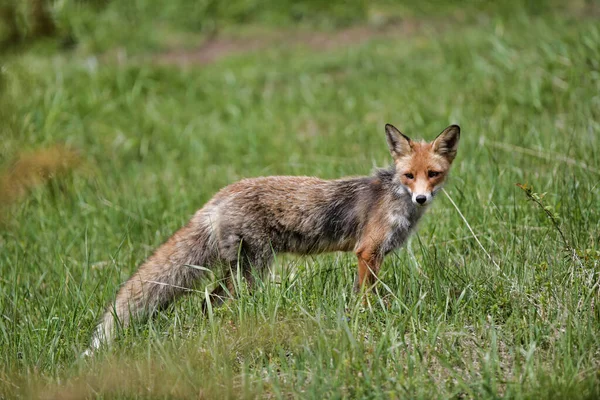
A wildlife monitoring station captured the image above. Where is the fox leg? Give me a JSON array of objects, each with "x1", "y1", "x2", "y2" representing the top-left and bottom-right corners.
[
  {"x1": 354, "y1": 247, "x2": 383, "y2": 292},
  {"x1": 205, "y1": 276, "x2": 233, "y2": 309},
  {"x1": 203, "y1": 261, "x2": 257, "y2": 312},
  {"x1": 226, "y1": 243, "x2": 272, "y2": 291},
  {"x1": 210, "y1": 235, "x2": 271, "y2": 306}
]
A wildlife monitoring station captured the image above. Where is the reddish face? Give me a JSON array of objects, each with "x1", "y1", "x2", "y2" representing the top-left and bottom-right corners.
[
  {"x1": 385, "y1": 124, "x2": 460, "y2": 207},
  {"x1": 397, "y1": 142, "x2": 451, "y2": 205}
]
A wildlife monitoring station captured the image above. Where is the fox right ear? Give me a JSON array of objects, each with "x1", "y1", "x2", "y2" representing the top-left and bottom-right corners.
[
  {"x1": 433, "y1": 124, "x2": 460, "y2": 162},
  {"x1": 385, "y1": 124, "x2": 412, "y2": 159}
]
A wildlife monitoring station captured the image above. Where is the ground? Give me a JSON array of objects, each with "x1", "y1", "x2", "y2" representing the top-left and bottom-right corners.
[{"x1": 0, "y1": 1, "x2": 599, "y2": 399}]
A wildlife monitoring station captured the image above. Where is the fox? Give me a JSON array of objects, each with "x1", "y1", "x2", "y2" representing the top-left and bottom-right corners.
[{"x1": 84, "y1": 123, "x2": 460, "y2": 355}]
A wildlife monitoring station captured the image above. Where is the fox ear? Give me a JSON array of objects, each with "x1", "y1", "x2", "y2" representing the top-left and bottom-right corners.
[
  {"x1": 385, "y1": 124, "x2": 412, "y2": 159},
  {"x1": 433, "y1": 124, "x2": 460, "y2": 162}
]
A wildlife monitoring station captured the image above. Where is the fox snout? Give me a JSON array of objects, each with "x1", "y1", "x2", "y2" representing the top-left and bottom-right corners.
[
  {"x1": 407, "y1": 182, "x2": 434, "y2": 206},
  {"x1": 403, "y1": 174, "x2": 436, "y2": 206},
  {"x1": 413, "y1": 193, "x2": 432, "y2": 206}
]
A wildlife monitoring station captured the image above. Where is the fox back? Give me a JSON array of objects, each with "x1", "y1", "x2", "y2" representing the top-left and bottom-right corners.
[{"x1": 84, "y1": 123, "x2": 460, "y2": 355}]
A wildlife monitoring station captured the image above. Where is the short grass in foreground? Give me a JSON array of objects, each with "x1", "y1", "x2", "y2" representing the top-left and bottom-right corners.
[{"x1": 1, "y1": 6, "x2": 599, "y2": 399}]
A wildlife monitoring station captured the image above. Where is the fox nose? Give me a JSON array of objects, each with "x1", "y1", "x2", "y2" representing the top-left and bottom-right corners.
[{"x1": 415, "y1": 195, "x2": 427, "y2": 204}]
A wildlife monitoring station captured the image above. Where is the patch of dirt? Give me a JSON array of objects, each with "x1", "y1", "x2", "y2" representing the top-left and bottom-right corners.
[
  {"x1": 154, "y1": 36, "x2": 267, "y2": 66},
  {"x1": 153, "y1": 20, "x2": 423, "y2": 67},
  {"x1": 152, "y1": 0, "x2": 600, "y2": 68}
]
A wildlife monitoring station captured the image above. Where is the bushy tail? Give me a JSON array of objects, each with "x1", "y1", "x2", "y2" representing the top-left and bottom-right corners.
[{"x1": 84, "y1": 216, "x2": 217, "y2": 356}]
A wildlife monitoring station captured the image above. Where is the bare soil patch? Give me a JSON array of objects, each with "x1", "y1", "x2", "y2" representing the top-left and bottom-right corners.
[{"x1": 153, "y1": 20, "x2": 424, "y2": 67}]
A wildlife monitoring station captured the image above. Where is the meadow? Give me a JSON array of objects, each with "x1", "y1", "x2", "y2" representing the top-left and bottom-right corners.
[{"x1": 0, "y1": 1, "x2": 599, "y2": 398}]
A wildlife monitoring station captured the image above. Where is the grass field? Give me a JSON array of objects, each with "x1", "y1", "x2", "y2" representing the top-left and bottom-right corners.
[{"x1": 1, "y1": 1, "x2": 599, "y2": 398}]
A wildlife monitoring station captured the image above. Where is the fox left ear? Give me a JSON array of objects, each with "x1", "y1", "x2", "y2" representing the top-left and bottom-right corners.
[
  {"x1": 385, "y1": 124, "x2": 412, "y2": 159},
  {"x1": 433, "y1": 125, "x2": 460, "y2": 162}
]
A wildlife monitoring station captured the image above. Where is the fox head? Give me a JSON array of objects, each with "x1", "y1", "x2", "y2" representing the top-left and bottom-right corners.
[{"x1": 385, "y1": 123, "x2": 460, "y2": 206}]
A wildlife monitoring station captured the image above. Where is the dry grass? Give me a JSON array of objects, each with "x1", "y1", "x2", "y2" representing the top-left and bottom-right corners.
[{"x1": 0, "y1": 145, "x2": 81, "y2": 211}]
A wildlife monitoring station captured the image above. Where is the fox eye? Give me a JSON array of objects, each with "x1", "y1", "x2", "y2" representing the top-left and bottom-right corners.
[
  {"x1": 428, "y1": 171, "x2": 440, "y2": 178},
  {"x1": 404, "y1": 173, "x2": 414, "y2": 179}
]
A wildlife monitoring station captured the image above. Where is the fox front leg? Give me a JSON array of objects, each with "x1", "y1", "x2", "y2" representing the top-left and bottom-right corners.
[{"x1": 354, "y1": 248, "x2": 383, "y2": 292}]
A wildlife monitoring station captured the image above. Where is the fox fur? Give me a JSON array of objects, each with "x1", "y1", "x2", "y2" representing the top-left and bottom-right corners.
[{"x1": 85, "y1": 123, "x2": 460, "y2": 354}]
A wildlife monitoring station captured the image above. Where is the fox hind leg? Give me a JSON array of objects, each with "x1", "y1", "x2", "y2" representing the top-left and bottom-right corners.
[{"x1": 218, "y1": 231, "x2": 273, "y2": 289}]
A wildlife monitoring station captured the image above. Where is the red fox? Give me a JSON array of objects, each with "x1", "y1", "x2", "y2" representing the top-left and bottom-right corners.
[{"x1": 85, "y1": 123, "x2": 460, "y2": 355}]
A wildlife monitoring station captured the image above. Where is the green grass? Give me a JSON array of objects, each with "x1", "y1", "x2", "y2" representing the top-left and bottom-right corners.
[{"x1": 1, "y1": 2, "x2": 600, "y2": 399}]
